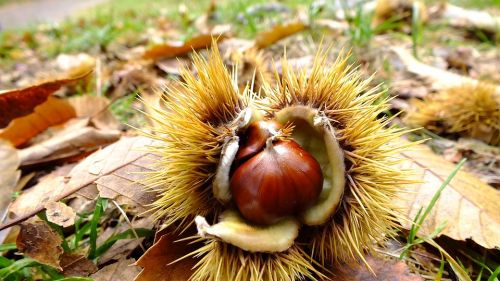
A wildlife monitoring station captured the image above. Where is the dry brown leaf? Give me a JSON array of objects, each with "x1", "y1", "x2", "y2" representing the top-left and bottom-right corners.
[
  {"x1": 329, "y1": 255, "x2": 423, "y2": 281},
  {"x1": 0, "y1": 141, "x2": 20, "y2": 243},
  {"x1": 91, "y1": 258, "x2": 141, "y2": 281},
  {"x1": 254, "y1": 21, "x2": 308, "y2": 49},
  {"x1": 16, "y1": 217, "x2": 63, "y2": 269},
  {"x1": 68, "y1": 95, "x2": 120, "y2": 131},
  {"x1": 134, "y1": 233, "x2": 196, "y2": 281},
  {"x1": 61, "y1": 252, "x2": 98, "y2": 277},
  {"x1": 0, "y1": 96, "x2": 76, "y2": 147},
  {"x1": 397, "y1": 144, "x2": 500, "y2": 249},
  {"x1": 143, "y1": 34, "x2": 225, "y2": 60},
  {"x1": 44, "y1": 201, "x2": 76, "y2": 228},
  {"x1": 3, "y1": 136, "x2": 159, "y2": 230},
  {"x1": 0, "y1": 69, "x2": 91, "y2": 129},
  {"x1": 18, "y1": 118, "x2": 121, "y2": 166}
]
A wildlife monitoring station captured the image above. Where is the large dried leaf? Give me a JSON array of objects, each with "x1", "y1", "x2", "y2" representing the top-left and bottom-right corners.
[
  {"x1": 330, "y1": 255, "x2": 423, "y2": 281},
  {"x1": 16, "y1": 218, "x2": 63, "y2": 269},
  {"x1": 134, "y1": 233, "x2": 196, "y2": 281},
  {"x1": 4, "y1": 136, "x2": 159, "y2": 229},
  {"x1": 91, "y1": 258, "x2": 141, "y2": 280},
  {"x1": 143, "y1": 34, "x2": 224, "y2": 60},
  {"x1": 254, "y1": 21, "x2": 308, "y2": 49},
  {"x1": 0, "y1": 96, "x2": 76, "y2": 147},
  {"x1": 0, "y1": 141, "x2": 20, "y2": 243},
  {"x1": 397, "y1": 144, "x2": 500, "y2": 248},
  {"x1": 18, "y1": 118, "x2": 121, "y2": 166},
  {"x1": 0, "y1": 70, "x2": 92, "y2": 129}
]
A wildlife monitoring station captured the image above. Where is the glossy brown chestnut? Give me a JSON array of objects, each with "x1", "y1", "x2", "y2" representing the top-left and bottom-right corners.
[
  {"x1": 230, "y1": 138, "x2": 323, "y2": 225},
  {"x1": 234, "y1": 120, "x2": 282, "y2": 166}
]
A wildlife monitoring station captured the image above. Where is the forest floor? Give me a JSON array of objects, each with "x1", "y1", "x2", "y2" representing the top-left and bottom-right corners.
[{"x1": 0, "y1": 0, "x2": 499, "y2": 280}]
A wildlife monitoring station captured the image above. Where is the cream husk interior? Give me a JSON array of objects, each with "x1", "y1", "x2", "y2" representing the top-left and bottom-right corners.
[
  {"x1": 197, "y1": 105, "x2": 346, "y2": 253},
  {"x1": 275, "y1": 105, "x2": 346, "y2": 226},
  {"x1": 196, "y1": 210, "x2": 300, "y2": 253}
]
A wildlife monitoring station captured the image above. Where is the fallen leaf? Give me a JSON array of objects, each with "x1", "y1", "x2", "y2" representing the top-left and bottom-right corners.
[
  {"x1": 0, "y1": 96, "x2": 76, "y2": 147},
  {"x1": 3, "y1": 136, "x2": 160, "y2": 230},
  {"x1": 441, "y1": 4, "x2": 500, "y2": 33},
  {"x1": 16, "y1": 218, "x2": 63, "y2": 270},
  {"x1": 330, "y1": 255, "x2": 423, "y2": 281},
  {"x1": 61, "y1": 252, "x2": 98, "y2": 277},
  {"x1": 135, "y1": 233, "x2": 196, "y2": 281},
  {"x1": 44, "y1": 202, "x2": 76, "y2": 228},
  {"x1": 390, "y1": 47, "x2": 500, "y2": 94},
  {"x1": 91, "y1": 258, "x2": 141, "y2": 280},
  {"x1": 397, "y1": 144, "x2": 500, "y2": 249},
  {"x1": 0, "y1": 70, "x2": 92, "y2": 129},
  {"x1": 0, "y1": 141, "x2": 20, "y2": 243},
  {"x1": 18, "y1": 118, "x2": 121, "y2": 166},
  {"x1": 143, "y1": 34, "x2": 224, "y2": 60},
  {"x1": 254, "y1": 21, "x2": 308, "y2": 49},
  {"x1": 68, "y1": 95, "x2": 120, "y2": 131}
]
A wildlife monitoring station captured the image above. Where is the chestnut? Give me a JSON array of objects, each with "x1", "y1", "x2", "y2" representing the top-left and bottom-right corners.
[
  {"x1": 230, "y1": 121, "x2": 323, "y2": 225},
  {"x1": 233, "y1": 120, "x2": 282, "y2": 166}
]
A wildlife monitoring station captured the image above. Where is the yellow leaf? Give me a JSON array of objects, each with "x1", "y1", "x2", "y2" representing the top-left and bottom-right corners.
[
  {"x1": 143, "y1": 34, "x2": 225, "y2": 60},
  {"x1": 396, "y1": 144, "x2": 500, "y2": 249},
  {"x1": 255, "y1": 22, "x2": 308, "y2": 49}
]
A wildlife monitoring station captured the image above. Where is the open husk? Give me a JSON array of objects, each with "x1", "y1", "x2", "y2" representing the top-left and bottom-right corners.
[{"x1": 142, "y1": 44, "x2": 413, "y2": 280}]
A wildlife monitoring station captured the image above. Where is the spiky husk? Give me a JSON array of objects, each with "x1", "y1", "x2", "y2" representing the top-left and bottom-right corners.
[
  {"x1": 405, "y1": 83, "x2": 500, "y2": 146},
  {"x1": 190, "y1": 241, "x2": 324, "y2": 281},
  {"x1": 144, "y1": 45, "x2": 414, "y2": 280},
  {"x1": 230, "y1": 47, "x2": 273, "y2": 94},
  {"x1": 143, "y1": 46, "x2": 251, "y2": 229},
  {"x1": 264, "y1": 49, "x2": 413, "y2": 265}
]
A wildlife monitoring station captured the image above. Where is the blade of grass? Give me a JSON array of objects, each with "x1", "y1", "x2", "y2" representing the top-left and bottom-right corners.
[
  {"x1": 0, "y1": 256, "x2": 14, "y2": 267},
  {"x1": 112, "y1": 200, "x2": 146, "y2": 251},
  {"x1": 40, "y1": 264, "x2": 64, "y2": 279},
  {"x1": 487, "y1": 266, "x2": 500, "y2": 281},
  {"x1": 411, "y1": 1, "x2": 422, "y2": 58},
  {"x1": 0, "y1": 243, "x2": 16, "y2": 252},
  {"x1": 88, "y1": 197, "x2": 107, "y2": 260},
  {"x1": 0, "y1": 258, "x2": 37, "y2": 278},
  {"x1": 94, "y1": 228, "x2": 154, "y2": 258},
  {"x1": 73, "y1": 220, "x2": 92, "y2": 250},
  {"x1": 414, "y1": 158, "x2": 467, "y2": 237},
  {"x1": 436, "y1": 257, "x2": 445, "y2": 281}
]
